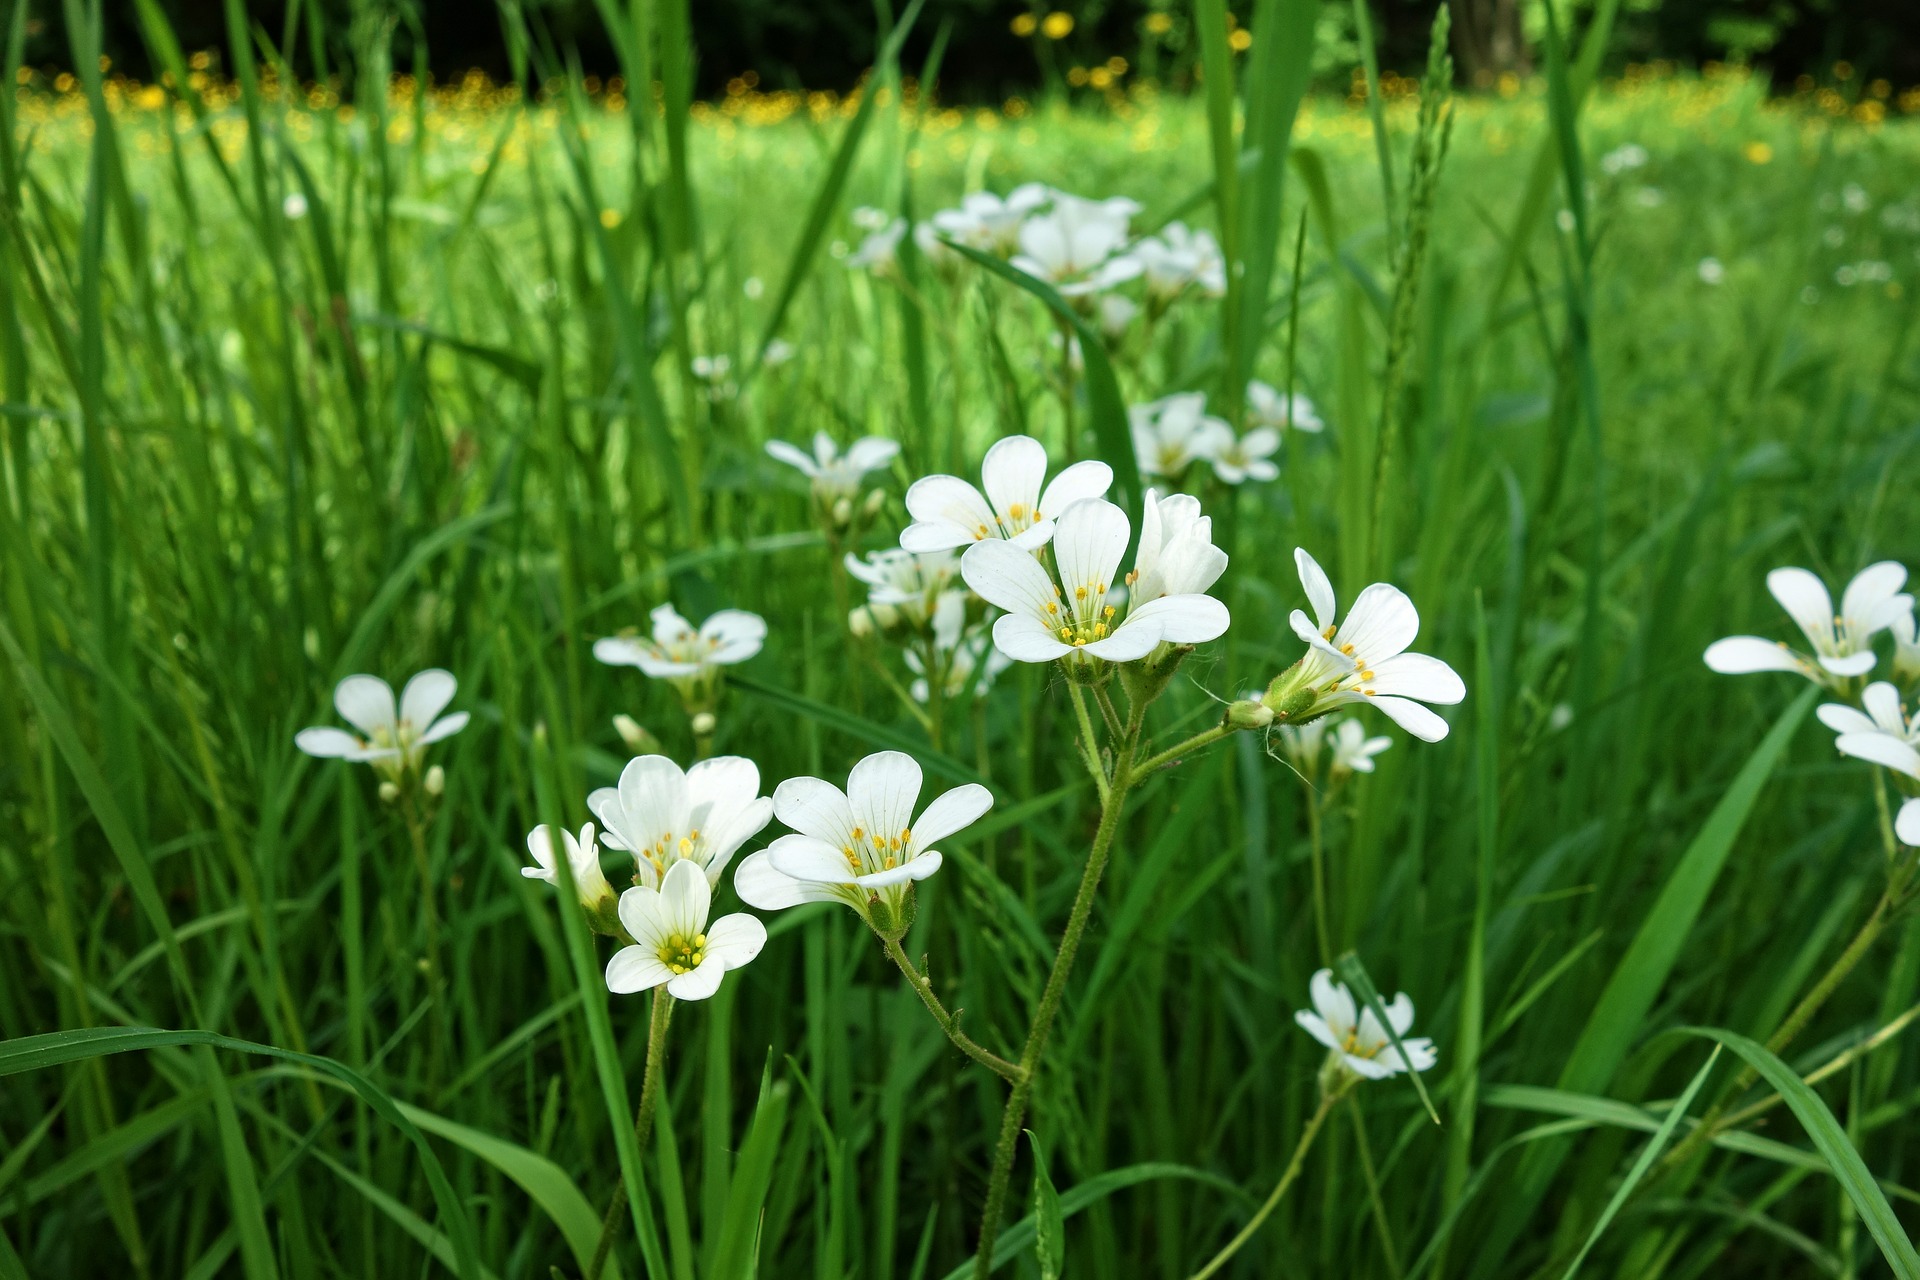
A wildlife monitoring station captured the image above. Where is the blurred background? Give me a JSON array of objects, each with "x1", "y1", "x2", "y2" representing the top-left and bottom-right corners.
[{"x1": 22, "y1": 0, "x2": 1920, "y2": 102}]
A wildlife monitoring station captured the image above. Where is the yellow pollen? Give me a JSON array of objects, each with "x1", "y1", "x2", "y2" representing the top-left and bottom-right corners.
[
  {"x1": 678, "y1": 837, "x2": 693, "y2": 855},
  {"x1": 1322, "y1": 624, "x2": 1336, "y2": 640},
  {"x1": 1103, "y1": 605, "x2": 1115, "y2": 618},
  {"x1": 1126, "y1": 570, "x2": 1138, "y2": 585},
  {"x1": 1074, "y1": 585, "x2": 1088, "y2": 599},
  {"x1": 1340, "y1": 643, "x2": 1355, "y2": 656},
  {"x1": 1092, "y1": 623, "x2": 1107, "y2": 638},
  {"x1": 1059, "y1": 626, "x2": 1074, "y2": 640},
  {"x1": 1073, "y1": 637, "x2": 1087, "y2": 647},
  {"x1": 1008, "y1": 503, "x2": 1026, "y2": 519},
  {"x1": 1045, "y1": 601, "x2": 1059, "y2": 614},
  {"x1": 883, "y1": 854, "x2": 897, "y2": 869},
  {"x1": 899, "y1": 827, "x2": 912, "y2": 844},
  {"x1": 851, "y1": 825, "x2": 864, "y2": 840}
]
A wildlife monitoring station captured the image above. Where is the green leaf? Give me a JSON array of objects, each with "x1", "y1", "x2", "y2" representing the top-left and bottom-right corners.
[
  {"x1": 1027, "y1": 1131, "x2": 1065, "y2": 1280},
  {"x1": 1677, "y1": 1027, "x2": 1920, "y2": 1280},
  {"x1": 1334, "y1": 951, "x2": 1440, "y2": 1125},
  {"x1": 729, "y1": 672, "x2": 992, "y2": 789}
]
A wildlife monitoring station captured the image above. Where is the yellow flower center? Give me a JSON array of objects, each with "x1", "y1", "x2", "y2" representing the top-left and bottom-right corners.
[{"x1": 657, "y1": 931, "x2": 707, "y2": 975}]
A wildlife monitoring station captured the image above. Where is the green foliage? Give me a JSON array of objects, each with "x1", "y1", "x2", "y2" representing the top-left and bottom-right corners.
[{"x1": 3, "y1": 3, "x2": 1920, "y2": 1278}]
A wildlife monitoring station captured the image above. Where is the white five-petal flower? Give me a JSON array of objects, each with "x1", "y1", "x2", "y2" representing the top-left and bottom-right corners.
[
  {"x1": 1208, "y1": 427, "x2": 1282, "y2": 485},
  {"x1": 589, "y1": 754, "x2": 774, "y2": 890},
  {"x1": 606, "y1": 860, "x2": 766, "y2": 1001},
  {"x1": 1281, "y1": 549, "x2": 1466, "y2": 742},
  {"x1": 1295, "y1": 968, "x2": 1437, "y2": 1080},
  {"x1": 932, "y1": 184, "x2": 1050, "y2": 255},
  {"x1": 733, "y1": 751, "x2": 993, "y2": 919},
  {"x1": 1130, "y1": 393, "x2": 1234, "y2": 479},
  {"x1": 1131, "y1": 221, "x2": 1226, "y2": 303},
  {"x1": 1010, "y1": 192, "x2": 1142, "y2": 296},
  {"x1": 594, "y1": 604, "x2": 766, "y2": 680},
  {"x1": 1704, "y1": 563, "x2": 1912, "y2": 687},
  {"x1": 523, "y1": 822, "x2": 616, "y2": 910},
  {"x1": 1246, "y1": 381, "x2": 1324, "y2": 434},
  {"x1": 296, "y1": 669, "x2": 470, "y2": 777},
  {"x1": 766, "y1": 432, "x2": 899, "y2": 504},
  {"x1": 962, "y1": 497, "x2": 1230, "y2": 666},
  {"x1": 846, "y1": 547, "x2": 963, "y2": 629},
  {"x1": 848, "y1": 216, "x2": 908, "y2": 276},
  {"x1": 900, "y1": 435, "x2": 1112, "y2": 552}
]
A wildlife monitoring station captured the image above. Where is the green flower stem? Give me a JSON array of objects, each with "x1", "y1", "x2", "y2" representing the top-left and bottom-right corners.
[
  {"x1": 1092, "y1": 684, "x2": 1126, "y2": 740},
  {"x1": 400, "y1": 792, "x2": 445, "y2": 1067},
  {"x1": 882, "y1": 935, "x2": 1025, "y2": 1082},
  {"x1": 587, "y1": 990, "x2": 675, "y2": 1280},
  {"x1": 972, "y1": 705, "x2": 1143, "y2": 1278},
  {"x1": 1187, "y1": 1086, "x2": 1341, "y2": 1280},
  {"x1": 1134, "y1": 721, "x2": 1237, "y2": 776},
  {"x1": 1064, "y1": 680, "x2": 1110, "y2": 801}
]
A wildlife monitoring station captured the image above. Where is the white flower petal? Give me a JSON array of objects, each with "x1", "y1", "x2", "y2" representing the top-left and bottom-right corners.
[
  {"x1": 1817, "y1": 651, "x2": 1879, "y2": 677},
  {"x1": 1897, "y1": 799, "x2": 1920, "y2": 847},
  {"x1": 765, "y1": 438, "x2": 820, "y2": 476},
  {"x1": 1338, "y1": 584, "x2": 1420, "y2": 664},
  {"x1": 296, "y1": 727, "x2": 364, "y2": 758},
  {"x1": 911, "y1": 783, "x2": 993, "y2": 846},
  {"x1": 1835, "y1": 732, "x2": 1920, "y2": 779},
  {"x1": 1841, "y1": 562, "x2": 1908, "y2": 625},
  {"x1": 1294, "y1": 549, "x2": 1338, "y2": 632},
  {"x1": 1861, "y1": 683, "x2": 1908, "y2": 736},
  {"x1": 1369, "y1": 696, "x2": 1452, "y2": 742},
  {"x1": 703, "y1": 913, "x2": 768, "y2": 969},
  {"x1": 1294, "y1": 1010, "x2": 1341, "y2": 1052},
  {"x1": 616, "y1": 887, "x2": 669, "y2": 948},
  {"x1": 593, "y1": 637, "x2": 648, "y2": 668},
  {"x1": 399, "y1": 669, "x2": 457, "y2": 732},
  {"x1": 666, "y1": 957, "x2": 729, "y2": 1001},
  {"x1": 1051, "y1": 499, "x2": 1130, "y2": 598},
  {"x1": 772, "y1": 776, "x2": 857, "y2": 847},
  {"x1": 703, "y1": 610, "x2": 767, "y2": 664},
  {"x1": 962, "y1": 539, "x2": 1059, "y2": 621},
  {"x1": 1082, "y1": 617, "x2": 1165, "y2": 663},
  {"x1": 1703, "y1": 636, "x2": 1807, "y2": 675},
  {"x1": 733, "y1": 850, "x2": 843, "y2": 910},
  {"x1": 617, "y1": 755, "x2": 690, "y2": 845},
  {"x1": 993, "y1": 613, "x2": 1074, "y2": 662},
  {"x1": 768, "y1": 835, "x2": 861, "y2": 884},
  {"x1": 334, "y1": 675, "x2": 397, "y2": 737},
  {"x1": 606, "y1": 946, "x2": 675, "y2": 994},
  {"x1": 903, "y1": 475, "x2": 997, "y2": 549},
  {"x1": 1126, "y1": 593, "x2": 1229, "y2": 646},
  {"x1": 1309, "y1": 969, "x2": 1355, "y2": 1038},
  {"x1": 1366, "y1": 652, "x2": 1466, "y2": 705},
  {"x1": 979, "y1": 436, "x2": 1049, "y2": 526},
  {"x1": 844, "y1": 437, "x2": 901, "y2": 474},
  {"x1": 1767, "y1": 568, "x2": 1836, "y2": 651},
  {"x1": 418, "y1": 712, "x2": 469, "y2": 745},
  {"x1": 1037, "y1": 459, "x2": 1114, "y2": 517},
  {"x1": 848, "y1": 751, "x2": 923, "y2": 846},
  {"x1": 659, "y1": 857, "x2": 711, "y2": 933},
  {"x1": 1818, "y1": 704, "x2": 1881, "y2": 737},
  {"x1": 854, "y1": 850, "x2": 943, "y2": 888}
]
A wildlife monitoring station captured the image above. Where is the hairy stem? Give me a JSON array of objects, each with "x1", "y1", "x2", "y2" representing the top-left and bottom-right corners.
[
  {"x1": 972, "y1": 707, "x2": 1143, "y2": 1277},
  {"x1": 1134, "y1": 721, "x2": 1236, "y2": 776},
  {"x1": 883, "y1": 936, "x2": 1025, "y2": 1082},
  {"x1": 588, "y1": 991, "x2": 674, "y2": 1280}
]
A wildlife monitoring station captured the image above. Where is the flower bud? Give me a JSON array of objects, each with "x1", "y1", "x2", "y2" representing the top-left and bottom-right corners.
[
  {"x1": 378, "y1": 780, "x2": 401, "y2": 805},
  {"x1": 424, "y1": 765, "x2": 445, "y2": 797},
  {"x1": 612, "y1": 714, "x2": 661, "y2": 754},
  {"x1": 861, "y1": 488, "x2": 887, "y2": 517},
  {"x1": 690, "y1": 711, "x2": 717, "y2": 738},
  {"x1": 831, "y1": 496, "x2": 854, "y2": 527},
  {"x1": 848, "y1": 606, "x2": 876, "y2": 639},
  {"x1": 1226, "y1": 699, "x2": 1274, "y2": 730}
]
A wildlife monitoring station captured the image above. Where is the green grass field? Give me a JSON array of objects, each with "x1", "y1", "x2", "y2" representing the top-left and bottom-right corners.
[{"x1": 5, "y1": 5, "x2": 1920, "y2": 1278}]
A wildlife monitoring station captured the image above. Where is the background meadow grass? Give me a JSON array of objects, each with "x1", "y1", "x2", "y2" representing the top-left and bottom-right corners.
[{"x1": 3, "y1": 3, "x2": 1920, "y2": 1278}]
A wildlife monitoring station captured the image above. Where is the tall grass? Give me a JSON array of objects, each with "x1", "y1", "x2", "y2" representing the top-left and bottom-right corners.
[{"x1": 3, "y1": 3, "x2": 1920, "y2": 1277}]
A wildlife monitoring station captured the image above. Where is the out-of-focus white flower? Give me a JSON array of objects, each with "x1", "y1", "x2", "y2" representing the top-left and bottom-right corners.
[
  {"x1": 589, "y1": 754, "x2": 774, "y2": 889},
  {"x1": 901, "y1": 434, "x2": 1112, "y2": 552},
  {"x1": 1246, "y1": 381, "x2": 1324, "y2": 434},
  {"x1": 1276, "y1": 717, "x2": 1389, "y2": 777},
  {"x1": 766, "y1": 432, "x2": 899, "y2": 505},
  {"x1": 1131, "y1": 221, "x2": 1225, "y2": 304},
  {"x1": 1209, "y1": 428, "x2": 1281, "y2": 485},
  {"x1": 762, "y1": 338, "x2": 796, "y2": 366},
  {"x1": 908, "y1": 600, "x2": 1013, "y2": 702},
  {"x1": 1901, "y1": 800, "x2": 1920, "y2": 847},
  {"x1": 1269, "y1": 549, "x2": 1466, "y2": 742},
  {"x1": 962, "y1": 496, "x2": 1229, "y2": 667},
  {"x1": 1891, "y1": 610, "x2": 1920, "y2": 685},
  {"x1": 691, "y1": 355, "x2": 731, "y2": 381},
  {"x1": 1599, "y1": 143, "x2": 1648, "y2": 175},
  {"x1": 1097, "y1": 292, "x2": 1138, "y2": 341},
  {"x1": 606, "y1": 860, "x2": 766, "y2": 1001},
  {"x1": 1276, "y1": 718, "x2": 1329, "y2": 772},
  {"x1": 283, "y1": 191, "x2": 309, "y2": 219},
  {"x1": 849, "y1": 216, "x2": 908, "y2": 276},
  {"x1": 851, "y1": 205, "x2": 892, "y2": 231},
  {"x1": 846, "y1": 548, "x2": 963, "y2": 630},
  {"x1": 1329, "y1": 719, "x2": 1392, "y2": 774},
  {"x1": 1011, "y1": 192, "x2": 1142, "y2": 296},
  {"x1": 1295, "y1": 968, "x2": 1436, "y2": 1080},
  {"x1": 734, "y1": 750, "x2": 993, "y2": 933},
  {"x1": 1843, "y1": 183, "x2": 1870, "y2": 214},
  {"x1": 296, "y1": 670, "x2": 470, "y2": 781},
  {"x1": 1818, "y1": 681, "x2": 1919, "y2": 748},
  {"x1": 1697, "y1": 257, "x2": 1726, "y2": 285},
  {"x1": 743, "y1": 275, "x2": 765, "y2": 299},
  {"x1": 595, "y1": 604, "x2": 766, "y2": 683},
  {"x1": 933, "y1": 184, "x2": 1050, "y2": 255},
  {"x1": 1704, "y1": 563, "x2": 1910, "y2": 688},
  {"x1": 523, "y1": 822, "x2": 617, "y2": 919},
  {"x1": 1634, "y1": 187, "x2": 1665, "y2": 208},
  {"x1": 1130, "y1": 392, "x2": 1233, "y2": 479}
]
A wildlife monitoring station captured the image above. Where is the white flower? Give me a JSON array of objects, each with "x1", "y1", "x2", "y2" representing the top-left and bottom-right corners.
[
  {"x1": 1901, "y1": 799, "x2": 1920, "y2": 848},
  {"x1": 733, "y1": 751, "x2": 993, "y2": 923},
  {"x1": 1277, "y1": 548, "x2": 1466, "y2": 742},
  {"x1": 1295, "y1": 968, "x2": 1436, "y2": 1080},
  {"x1": 846, "y1": 548, "x2": 963, "y2": 629},
  {"x1": 933, "y1": 184, "x2": 1050, "y2": 255},
  {"x1": 1131, "y1": 221, "x2": 1225, "y2": 303},
  {"x1": 523, "y1": 822, "x2": 616, "y2": 910},
  {"x1": 1131, "y1": 489, "x2": 1227, "y2": 603},
  {"x1": 296, "y1": 669, "x2": 470, "y2": 778},
  {"x1": 962, "y1": 496, "x2": 1229, "y2": 666},
  {"x1": 1246, "y1": 381, "x2": 1324, "y2": 433},
  {"x1": 1893, "y1": 610, "x2": 1920, "y2": 685},
  {"x1": 1209, "y1": 428, "x2": 1281, "y2": 485},
  {"x1": 1819, "y1": 681, "x2": 1919, "y2": 747},
  {"x1": 605, "y1": 860, "x2": 766, "y2": 1001},
  {"x1": 1276, "y1": 718, "x2": 1329, "y2": 772},
  {"x1": 1329, "y1": 719, "x2": 1392, "y2": 774},
  {"x1": 1011, "y1": 192, "x2": 1142, "y2": 296},
  {"x1": 594, "y1": 604, "x2": 767, "y2": 680},
  {"x1": 900, "y1": 434, "x2": 1112, "y2": 552},
  {"x1": 1697, "y1": 257, "x2": 1725, "y2": 285},
  {"x1": 766, "y1": 432, "x2": 899, "y2": 504},
  {"x1": 1130, "y1": 392, "x2": 1234, "y2": 478},
  {"x1": 1600, "y1": 143, "x2": 1649, "y2": 175},
  {"x1": 1097, "y1": 292, "x2": 1138, "y2": 341},
  {"x1": 849, "y1": 217, "x2": 908, "y2": 275},
  {"x1": 1703, "y1": 563, "x2": 1911, "y2": 687},
  {"x1": 691, "y1": 354, "x2": 731, "y2": 382},
  {"x1": 588, "y1": 754, "x2": 774, "y2": 889},
  {"x1": 283, "y1": 191, "x2": 309, "y2": 220},
  {"x1": 763, "y1": 338, "x2": 796, "y2": 367},
  {"x1": 908, "y1": 593, "x2": 1011, "y2": 702}
]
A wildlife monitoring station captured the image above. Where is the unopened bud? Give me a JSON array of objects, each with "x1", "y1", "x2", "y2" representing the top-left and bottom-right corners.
[
  {"x1": 423, "y1": 765, "x2": 445, "y2": 797},
  {"x1": 1226, "y1": 699, "x2": 1274, "y2": 730},
  {"x1": 831, "y1": 496, "x2": 854, "y2": 526},
  {"x1": 869, "y1": 601, "x2": 901, "y2": 631},
  {"x1": 378, "y1": 780, "x2": 401, "y2": 805},
  {"x1": 861, "y1": 488, "x2": 887, "y2": 517},
  {"x1": 690, "y1": 711, "x2": 717, "y2": 738},
  {"x1": 848, "y1": 606, "x2": 876, "y2": 638},
  {"x1": 613, "y1": 714, "x2": 661, "y2": 754}
]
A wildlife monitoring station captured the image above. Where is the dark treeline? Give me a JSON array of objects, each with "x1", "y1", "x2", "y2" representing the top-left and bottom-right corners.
[{"x1": 20, "y1": 0, "x2": 1920, "y2": 100}]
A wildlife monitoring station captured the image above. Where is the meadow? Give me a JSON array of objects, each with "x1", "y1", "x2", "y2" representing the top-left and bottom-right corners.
[{"x1": 4, "y1": 5, "x2": 1920, "y2": 1278}]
